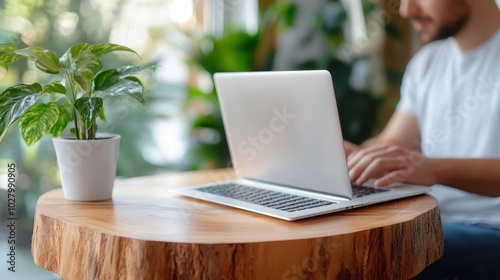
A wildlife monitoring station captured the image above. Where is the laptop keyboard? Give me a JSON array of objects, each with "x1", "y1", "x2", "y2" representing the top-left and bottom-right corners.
[
  {"x1": 199, "y1": 183, "x2": 388, "y2": 212},
  {"x1": 352, "y1": 185, "x2": 389, "y2": 197},
  {"x1": 198, "y1": 183, "x2": 390, "y2": 213},
  {"x1": 198, "y1": 183, "x2": 335, "y2": 212}
]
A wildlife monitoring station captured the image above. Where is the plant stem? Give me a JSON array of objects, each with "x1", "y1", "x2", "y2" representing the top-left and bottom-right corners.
[
  {"x1": 65, "y1": 71, "x2": 81, "y2": 140},
  {"x1": 89, "y1": 122, "x2": 97, "y2": 139}
]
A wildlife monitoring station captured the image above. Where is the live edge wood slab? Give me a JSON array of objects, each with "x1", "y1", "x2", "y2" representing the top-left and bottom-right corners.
[{"x1": 32, "y1": 169, "x2": 443, "y2": 280}]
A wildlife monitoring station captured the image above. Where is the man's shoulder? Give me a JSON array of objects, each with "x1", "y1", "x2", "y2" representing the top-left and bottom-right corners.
[{"x1": 406, "y1": 39, "x2": 452, "y2": 74}]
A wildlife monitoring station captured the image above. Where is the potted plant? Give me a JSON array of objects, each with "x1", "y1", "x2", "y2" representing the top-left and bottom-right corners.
[{"x1": 0, "y1": 42, "x2": 157, "y2": 201}]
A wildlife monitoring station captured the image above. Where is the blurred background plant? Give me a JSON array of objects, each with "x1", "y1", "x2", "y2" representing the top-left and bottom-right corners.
[
  {"x1": 270, "y1": 0, "x2": 386, "y2": 143},
  {"x1": 0, "y1": 0, "x2": 184, "y2": 232},
  {"x1": 181, "y1": 0, "x2": 394, "y2": 169},
  {"x1": 0, "y1": 0, "x2": 412, "y2": 278}
]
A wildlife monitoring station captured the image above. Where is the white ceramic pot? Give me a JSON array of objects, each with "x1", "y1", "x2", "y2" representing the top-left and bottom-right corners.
[{"x1": 52, "y1": 133, "x2": 121, "y2": 201}]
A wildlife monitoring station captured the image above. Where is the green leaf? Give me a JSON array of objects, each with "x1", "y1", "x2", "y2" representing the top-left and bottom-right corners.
[
  {"x1": 93, "y1": 76, "x2": 146, "y2": 105},
  {"x1": 98, "y1": 106, "x2": 106, "y2": 121},
  {"x1": 49, "y1": 105, "x2": 71, "y2": 137},
  {"x1": 90, "y1": 43, "x2": 139, "y2": 58},
  {"x1": 93, "y1": 69, "x2": 119, "y2": 90},
  {"x1": 73, "y1": 51, "x2": 103, "y2": 92},
  {"x1": 93, "y1": 64, "x2": 157, "y2": 91},
  {"x1": 59, "y1": 43, "x2": 90, "y2": 67},
  {"x1": 60, "y1": 43, "x2": 102, "y2": 92},
  {"x1": 0, "y1": 43, "x2": 22, "y2": 70},
  {"x1": 74, "y1": 97, "x2": 103, "y2": 129},
  {"x1": 115, "y1": 64, "x2": 158, "y2": 79},
  {"x1": 18, "y1": 103, "x2": 60, "y2": 146},
  {"x1": 42, "y1": 82, "x2": 67, "y2": 94},
  {"x1": 0, "y1": 83, "x2": 43, "y2": 143},
  {"x1": 15, "y1": 46, "x2": 61, "y2": 74}
]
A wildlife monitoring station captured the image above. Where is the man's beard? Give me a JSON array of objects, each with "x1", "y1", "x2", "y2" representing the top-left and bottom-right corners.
[{"x1": 432, "y1": 13, "x2": 469, "y2": 41}]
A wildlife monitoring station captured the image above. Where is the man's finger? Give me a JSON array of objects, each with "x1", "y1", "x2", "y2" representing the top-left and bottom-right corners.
[
  {"x1": 374, "y1": 170, "x2": 406, "y2": 187},
  {"x1": 347, "y1": 143, "x2": 394, "y2": 167},
  {"x1": 354, "y1": 157, "x2": 402, "y2": 186}
]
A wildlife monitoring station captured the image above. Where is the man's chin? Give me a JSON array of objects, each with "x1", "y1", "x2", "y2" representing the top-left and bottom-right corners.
[
  {"x1": 418, "y1": 32, "x2": 436, "y2": 43},
  {"x1": 417, "y1": 30, "x2": 450, "y2": 43}
]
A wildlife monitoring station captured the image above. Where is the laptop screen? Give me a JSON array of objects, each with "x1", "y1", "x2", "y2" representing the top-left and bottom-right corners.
[{"x1": 214, "y1": 70, "x2": 353, "y2": 198}]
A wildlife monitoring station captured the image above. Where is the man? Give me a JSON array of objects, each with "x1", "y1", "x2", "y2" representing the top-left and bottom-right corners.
[{"x1": 344, "y1": 0, "x2": 500, "y2": 278}]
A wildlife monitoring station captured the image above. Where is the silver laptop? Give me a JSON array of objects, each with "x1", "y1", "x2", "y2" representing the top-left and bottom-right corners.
[{"x1": 172, "y1": 70, "x2": 428, "y2": 220}]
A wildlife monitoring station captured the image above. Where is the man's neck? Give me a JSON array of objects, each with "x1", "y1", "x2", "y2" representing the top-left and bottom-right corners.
[{"x1": 454, "y1": 3, "x2": 500, "y2": 51}]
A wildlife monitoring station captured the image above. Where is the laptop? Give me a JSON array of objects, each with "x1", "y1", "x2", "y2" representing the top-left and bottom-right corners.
[{"x1": 172, "y1": 70, "x2": 429, "y2": 221}]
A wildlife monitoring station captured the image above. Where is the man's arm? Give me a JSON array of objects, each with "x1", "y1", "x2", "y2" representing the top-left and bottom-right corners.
[
  {"x1": 346, "y1": 110, "x2": 500, "y2": 197},
  {"x1": 361, "y1": 110, "x2": 421, "y2": 151},
  {"x1": 345, "y1": 110, "x2": 420, "y2": 158},
  {"x1": 429, "y1": 158, "x2": 500, "y2": 197}
]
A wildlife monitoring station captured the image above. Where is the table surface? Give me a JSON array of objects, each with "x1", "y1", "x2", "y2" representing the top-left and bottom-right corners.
[{"x1": 32, "y1": 169, "x2": 444, "y2": 280}]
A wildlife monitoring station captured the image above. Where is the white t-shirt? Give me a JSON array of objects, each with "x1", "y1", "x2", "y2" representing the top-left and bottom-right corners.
[{"x1": 397, "y1": 29, "x2": 500, "y2": 228}]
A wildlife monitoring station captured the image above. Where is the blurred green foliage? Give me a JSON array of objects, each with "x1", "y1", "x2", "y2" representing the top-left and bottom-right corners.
[
  {"x1": 181, "y1": 31, "x2": 269, "y2": 170},
  {"x1": 0, "y1": 0, "x2": 400, "y2": 236},
  {"x1": 0, "y1": 0, "x2": 175, "y2": 232},
  {"x1": 271, "y1": 0, "x2": 384, "y2": 144},
  {"x1": 183, "y1": 0, "x2": 388, "y2": 169}
]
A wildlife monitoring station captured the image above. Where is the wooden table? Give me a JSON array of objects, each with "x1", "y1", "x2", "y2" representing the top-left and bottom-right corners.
[{"x1": 32, "y1": 169, "x2": 443, "y2": 280}]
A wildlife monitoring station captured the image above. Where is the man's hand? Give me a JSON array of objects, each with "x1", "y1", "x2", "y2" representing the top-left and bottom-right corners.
[
  {"x1": 343, "y1": 140, "x2": 360, "y2": 157},
  {"x1": 346, "y1": 143, "x2": 437, "y2": 187}
]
